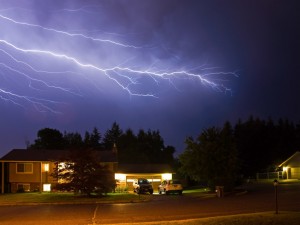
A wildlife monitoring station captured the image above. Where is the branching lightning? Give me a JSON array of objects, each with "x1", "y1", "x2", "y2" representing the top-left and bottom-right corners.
[
  {"x1": 0, "y1": 14, "x2": 139, "y2": 48},
  {"x1": 0, "y1": 4, "x2": 237, "y2": 113}
]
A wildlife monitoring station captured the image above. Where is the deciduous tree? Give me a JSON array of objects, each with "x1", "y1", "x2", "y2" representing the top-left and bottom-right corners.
[{"x1": 179, "y1": 123, "x2": 239, "y2": 190}]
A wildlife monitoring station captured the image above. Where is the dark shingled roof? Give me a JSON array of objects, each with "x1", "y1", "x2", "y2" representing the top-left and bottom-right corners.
[
  {"x1": 0, "y1": 149, "x2": 117, "y2": 162},
  {"x1": 117, "y1": 163, "x2": 174, "y2": 174}
]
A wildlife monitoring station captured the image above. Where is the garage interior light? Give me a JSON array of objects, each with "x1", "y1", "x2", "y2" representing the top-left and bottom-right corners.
[
  {"x1": 115, "y1": 173, "x2": 126, "y2": 181},
  {"x1": 162, "y1": 173, "x2": 172, "y2": 180}
]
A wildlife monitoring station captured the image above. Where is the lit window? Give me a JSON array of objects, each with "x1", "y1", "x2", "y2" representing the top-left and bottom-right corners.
[
  {"x1": 43, "y1": 184, "x2": 51, "y2": 192},
  {"x1": 16, "y1": 163, "x2": 33, "y2": 173},
  {"x1": 44, "y1": 163, "x2": 49, "y2": 172}
]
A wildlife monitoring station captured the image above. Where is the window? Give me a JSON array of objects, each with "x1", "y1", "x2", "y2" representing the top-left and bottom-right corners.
[
  {"x1": 16, "y1": 163, "x2": 33, "y2": 173},
  {"x1": 17, "y1": 183, "x2": 30, "y2": 192},
  {"x1": 43, "y1": 184, "x2": 51, "y2": 192},
  {"x1": 43, "y1": 163, "x2": 49, "y2": 172}
]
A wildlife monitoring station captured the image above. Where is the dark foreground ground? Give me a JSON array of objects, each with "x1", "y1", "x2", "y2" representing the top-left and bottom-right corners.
[{"x1": 0, "y1": 180, "x2": 299, "y2": 224}]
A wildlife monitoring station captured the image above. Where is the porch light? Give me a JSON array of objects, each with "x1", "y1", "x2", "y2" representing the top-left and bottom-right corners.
[{"x1": 283, "y1": 167, "x2": 288, "y2": 172}]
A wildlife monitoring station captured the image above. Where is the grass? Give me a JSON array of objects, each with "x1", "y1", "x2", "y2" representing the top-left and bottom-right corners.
[
  {"x1": 123, "y1": 212, "x2": 300, "y2": 225},
  {"x1": 0, "y1": 187, "x2": 212, "y2": 205},
  {"x1": 0, "y1": 192, "x2": 151, "y2": 204}
]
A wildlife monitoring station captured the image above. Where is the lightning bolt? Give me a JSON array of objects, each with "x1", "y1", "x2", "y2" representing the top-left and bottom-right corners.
[
  {"x1": 0, "y1": 5, "x2": 237, "y2": 113},
  {"x1": 0, "y1": 13, "x2": 139, "y2": 48}
]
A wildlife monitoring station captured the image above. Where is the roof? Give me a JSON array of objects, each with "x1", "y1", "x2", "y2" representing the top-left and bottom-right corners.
[
  {"x1": 117, "y1": 163, "x2": 174, "y2": 174},
  {"x1": 0, "y1": 149, "x2": 117, "y2": 162},
  {"x1": 279, "y1": 151, "x2": 300, "y2": 167}
]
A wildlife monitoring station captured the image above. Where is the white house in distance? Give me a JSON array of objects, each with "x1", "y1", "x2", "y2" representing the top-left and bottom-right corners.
[{"x1": 279, "y1": 151, "x2": 300, "y2": 179}]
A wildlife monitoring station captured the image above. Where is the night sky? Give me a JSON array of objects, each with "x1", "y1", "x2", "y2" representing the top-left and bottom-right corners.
[{"x1": 1, "y1": 0, "x2": 300, "y2": 157}]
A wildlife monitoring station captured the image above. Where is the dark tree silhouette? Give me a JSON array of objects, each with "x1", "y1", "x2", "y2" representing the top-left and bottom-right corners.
[
  {"x1": 179, "y1": 123, "x2": 239, "y2": 190},
  {"x1": 29, "y1": 128, "x2": 64, "y2": 149},
  {"x1": 52, "y1": 149, "x2": 115, "y2": 196},
  {"x1": 103, "y1": 122, "x2": 123, "y2": 150}
]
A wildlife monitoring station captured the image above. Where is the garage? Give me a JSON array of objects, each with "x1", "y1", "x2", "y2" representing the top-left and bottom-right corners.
[{"x1": 115, "y1": 164, "x2": 174, "y2": 193}]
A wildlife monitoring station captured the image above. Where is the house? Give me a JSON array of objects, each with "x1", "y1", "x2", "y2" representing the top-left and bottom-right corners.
[
  {"x1": 0, "y1": 149, "x2": 117, "y2": 193},
  {"x1": 1, "y1": 148, "x2": 175, "y2": 193},
  {"x1": 278, "y1": 151, "x2": 300, "y2": 179}
]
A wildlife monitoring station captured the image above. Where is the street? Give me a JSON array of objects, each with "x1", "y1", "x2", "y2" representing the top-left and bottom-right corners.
[{"x1": 0, "y1": 182, "x2": 300, "y2": 225}]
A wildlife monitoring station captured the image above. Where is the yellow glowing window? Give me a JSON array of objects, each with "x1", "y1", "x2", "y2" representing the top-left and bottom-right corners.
[
  {"x1": 44, "y1": 163, "x2": 49, "y2": 172},
  {"x1": 43, "y1": 184, "x2": 51, "y2": 192}
]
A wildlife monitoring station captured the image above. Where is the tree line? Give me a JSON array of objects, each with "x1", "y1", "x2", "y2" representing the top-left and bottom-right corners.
[{"x1": 28, "y1": 122, "x2": 175, "y2": 165}]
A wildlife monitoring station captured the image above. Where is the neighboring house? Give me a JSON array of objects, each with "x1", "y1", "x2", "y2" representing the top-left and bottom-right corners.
[
  {"x1": 279, "y1": 151, "x2": 300, "y2": 179},
  {"x1": 115, "y1": 163, "x2": 175, "y2": 191},
  {"x1": 0, "y1": 149, "x2": 117, "y2": 193}
]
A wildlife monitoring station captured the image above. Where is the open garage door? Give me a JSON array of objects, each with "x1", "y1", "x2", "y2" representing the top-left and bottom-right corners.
[{"x1": 126, "y1": 175, "x2": 162, "y2": 193}]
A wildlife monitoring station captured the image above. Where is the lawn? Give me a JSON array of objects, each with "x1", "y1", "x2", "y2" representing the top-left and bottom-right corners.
[
  {"x1": 0, "y1": 188, "x2": 211, "y2": 205},
  {"x1": 0, "y1": 192, "x2": 151, "y2": 204}
]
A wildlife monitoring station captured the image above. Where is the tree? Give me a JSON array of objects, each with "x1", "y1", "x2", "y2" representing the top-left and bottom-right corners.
[
  {"x1": 90, "y1": 127, "x2": 102, "y2": 149},
  {"x1": 118, "y1": 129, "x2": 138, "y2": 163},
  {"x1": 103, "y1": 122, "x2": 123, "y2": 150},
  {"x1": 84, "y1": 127, "x2": 102, "y2": 149},
  {"x1": 29, "y1": 128, "x2": 64, "y2": 149},
  {"x1": 52, "y1": 149, "x2": 115, "y2": 196},
  {"x1": 179, "y1": 123, "x2": 239, "y2": 191},
  {"x1": 63, "y1": 131, "x2": 84, "y2": 149}
]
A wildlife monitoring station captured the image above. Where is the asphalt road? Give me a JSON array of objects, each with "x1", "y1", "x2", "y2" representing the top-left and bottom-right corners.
[{"x1": 0, "y1": 182, "x2": 299, "y2": 225}]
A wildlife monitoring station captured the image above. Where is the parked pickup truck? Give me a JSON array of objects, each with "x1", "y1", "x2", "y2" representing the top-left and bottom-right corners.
[
  {"x1": 158, "y1": 180, "x2": 183, "y2": 195},
  {"x1": 133, "y1": 178, "x2": 153, "y2": 194}
]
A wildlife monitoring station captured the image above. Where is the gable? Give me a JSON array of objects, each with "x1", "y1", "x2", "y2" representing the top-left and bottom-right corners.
[{"x1": 279, "y1": 151, "x2": 300, "y2": 167}]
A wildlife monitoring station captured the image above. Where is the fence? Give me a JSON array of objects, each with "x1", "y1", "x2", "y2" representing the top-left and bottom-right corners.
[{"x1": 256, "y1": 171, "x2": 283, "y2": 180}]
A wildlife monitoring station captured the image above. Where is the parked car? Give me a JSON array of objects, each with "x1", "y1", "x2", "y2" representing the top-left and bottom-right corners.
[
  {"x1": 158, "y1": 180, "x2": 183, "y2": 195},
  {"x1": 133, "y1": 178, "x2": 153, "y2": 194}
]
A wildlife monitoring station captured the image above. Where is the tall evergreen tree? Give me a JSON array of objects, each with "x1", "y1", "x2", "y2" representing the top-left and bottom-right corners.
[{"x1": 103, "y1": 122, "x2": 123, "y2": 150}]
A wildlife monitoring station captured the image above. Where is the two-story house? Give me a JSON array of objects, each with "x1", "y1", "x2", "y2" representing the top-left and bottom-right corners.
[
  {"x1": 1, "y1": 148, "x2": 176, "y2": 194},
  {"x1": 0, "y1": 149, "x2": 118, "y2": 193}
]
